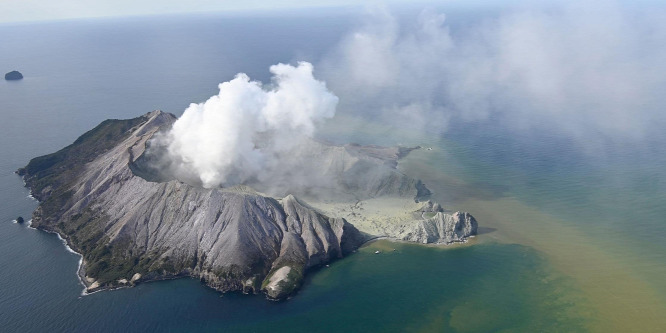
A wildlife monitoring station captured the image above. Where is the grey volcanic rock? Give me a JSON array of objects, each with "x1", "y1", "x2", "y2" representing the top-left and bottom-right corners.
[
  {"x1": 417, "y1": 200, "x2": 444, "y2": 213},
  {"x1": 397, "y1": 211, "x2": 478, "y2": 244},
  {"x1": 19, "y1": 109, "x2": 479, "y2": 300},
  {"x1": 5, "y1": 71, "x2": 23, "y2": 80},
  {"x1": 20, "y1": 110, "x2": 364, "y2": 299}
]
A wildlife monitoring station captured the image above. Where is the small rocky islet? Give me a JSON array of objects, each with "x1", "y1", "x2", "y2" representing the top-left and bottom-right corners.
[
  {"x1": 17, "y1": 110, "x2": 478, "y2": 300},
  {"x1": 5, "y1": 71, "x2": 23, "y2": 80}
]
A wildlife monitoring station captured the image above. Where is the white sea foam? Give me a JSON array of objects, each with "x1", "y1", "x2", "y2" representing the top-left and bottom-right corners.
[
  {"x1": 51, "y1": 232, "x2": 91, "y2": 295},
  {"x1": 77, "y1": 256, "x2": 95, "y2": 297},
  {"x1": 26, "y1": 222, "x2": 90, "y2": 295},
  {"x1": 55, "y1": 232, "x2": 79, "y2": 255}
]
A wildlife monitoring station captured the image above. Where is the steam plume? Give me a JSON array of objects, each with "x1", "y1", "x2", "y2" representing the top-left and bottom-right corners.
[{"x1": 162, "y1": 62, "x2": 338, "y2": 188}]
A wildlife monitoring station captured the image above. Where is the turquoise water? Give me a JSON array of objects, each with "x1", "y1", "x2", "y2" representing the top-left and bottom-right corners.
[{"x1": 2, "y1": 11, "x2": 666, "y2": 332}]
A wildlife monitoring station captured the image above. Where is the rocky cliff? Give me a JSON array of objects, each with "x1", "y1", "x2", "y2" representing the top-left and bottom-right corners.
[{"x1": 395, "y1": 211, "x2": 478, "y2": 244}]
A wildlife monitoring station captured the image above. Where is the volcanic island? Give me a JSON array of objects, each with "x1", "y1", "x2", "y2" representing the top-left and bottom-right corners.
[{"x1": 18, "y1": 110, "x2": 477, "y2": 300}]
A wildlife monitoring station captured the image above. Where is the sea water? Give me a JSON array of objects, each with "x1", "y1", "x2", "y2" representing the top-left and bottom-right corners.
[{"x1": 1, "y1": 11, "x2": 665, "y2": 332}]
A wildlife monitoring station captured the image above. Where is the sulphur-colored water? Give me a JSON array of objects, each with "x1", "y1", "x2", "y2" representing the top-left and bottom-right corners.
[{"x1": 397, "y1": 135, "x2": 666, "y2": 332}]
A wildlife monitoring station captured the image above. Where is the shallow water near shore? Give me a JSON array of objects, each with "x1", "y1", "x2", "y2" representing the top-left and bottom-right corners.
[{"x1": 2, "y1": 12, "x2": 666, "y2": 332}]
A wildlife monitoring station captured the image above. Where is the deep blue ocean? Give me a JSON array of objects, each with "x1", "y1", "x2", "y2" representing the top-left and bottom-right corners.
[{"x1": 1, "y1": 9, "x2": 665, "y2": 332}]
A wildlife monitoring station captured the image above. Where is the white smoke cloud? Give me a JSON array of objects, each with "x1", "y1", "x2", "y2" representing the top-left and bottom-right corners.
[
  {"x1": 150, "y1": 1, "x2": 666, "y2": 191},
  {"x1": 320, "y1": 1, "x2": 666, "y2": 146},
  {"x1": 162, "y1": 61, "x2": 338, "y2": 188}
]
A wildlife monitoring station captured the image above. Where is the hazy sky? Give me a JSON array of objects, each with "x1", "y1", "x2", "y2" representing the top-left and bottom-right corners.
[
  {"x1": 317, "y1": 0, "x2": 666, "y2": 149},
  {"x1": 0, "y1": 0, "x2": 344, "y2": 23},
  {"x1": 0, "y1": 0, "x2": 527, "y2": 23},
  {"x1": 0, "y1": 0, "x2": 386, "y2": 23}
]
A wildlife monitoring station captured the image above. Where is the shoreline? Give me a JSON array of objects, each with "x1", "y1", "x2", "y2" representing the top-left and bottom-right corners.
[
  {"x1": 28, "y1": 222, "x2": 92, "y2": 295},
  {"x1": 22, "y1": 174, "x2": 99, "y2": 295},
  {"x1": 360, "y1": 235, "x2": 475, "y2": 248},
  {"x1": 23, "y1": 208, "x2": 476, "y2": 298}
]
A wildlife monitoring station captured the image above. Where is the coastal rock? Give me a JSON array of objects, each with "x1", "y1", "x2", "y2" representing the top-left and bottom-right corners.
[
  {"x1": 263, "y1": 266, "x2": 294, "y2": 299},
  {"x1": 397, "y1": 211, "x2": 478, "y2": 244},
  {"x1": 16, "y1": 216, "x2": 24, "y2": 224},
  {"x1": 88, "y1": 281, "x2": 100, "y2": 290},
  {"x1": 417, "y1": 200, "x2": 444, "y2": 213},
  {"x1": 5, "y1": 71, "x2": 23, "y2": 80}
]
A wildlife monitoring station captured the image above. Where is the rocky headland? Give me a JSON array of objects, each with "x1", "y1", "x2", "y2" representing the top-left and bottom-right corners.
[{"x1": 18, "y1": 110, "x2": 477, "y2": 300}]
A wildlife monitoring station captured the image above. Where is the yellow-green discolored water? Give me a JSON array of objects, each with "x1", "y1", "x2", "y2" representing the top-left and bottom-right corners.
[{"x1": 397, "y1": 136, "x2": 666, "y2": 332}]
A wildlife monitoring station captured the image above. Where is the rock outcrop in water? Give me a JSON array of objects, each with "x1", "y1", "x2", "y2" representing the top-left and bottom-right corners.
[
  {"x1": 18, "y1": 110, "x2": 477, "y2": 299},
  {"x1": 5, "y1": 71, "x2": 23, "y2": 80},
  {"x1": 396, "y1": 211, "x2": 477, "y2": 244}
]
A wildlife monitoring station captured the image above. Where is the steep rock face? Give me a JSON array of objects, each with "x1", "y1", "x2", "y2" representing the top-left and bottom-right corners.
[
  {"x1": 396, "y1": 212, "x2": 478, "y2": 244},
  {"x1": 20, "y1": 111, "x2": 364, "y2": 299}
]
